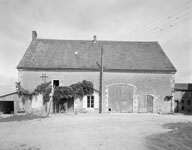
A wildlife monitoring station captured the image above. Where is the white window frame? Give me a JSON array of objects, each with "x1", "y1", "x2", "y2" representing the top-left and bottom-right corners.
[{"x1": 87, "y1": 95, "x2": 94, "y2": 108}]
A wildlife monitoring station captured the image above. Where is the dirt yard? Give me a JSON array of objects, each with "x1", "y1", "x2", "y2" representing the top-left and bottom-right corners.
[{"x1": 0, "y1": 113, "x2": 192, "y2": 150}]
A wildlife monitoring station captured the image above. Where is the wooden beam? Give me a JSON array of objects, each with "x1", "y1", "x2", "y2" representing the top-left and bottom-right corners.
[{"x1": 99, "y1": 46, "x2": 104, "y2": 114}]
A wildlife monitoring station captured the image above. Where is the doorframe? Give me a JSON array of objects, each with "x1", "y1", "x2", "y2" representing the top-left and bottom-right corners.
[
  {"x1": 136, "y1": 94, "x2": 157, "y2": 113},
  {"x1": 105, "y1": 83, "x2": 137, "y2": 113}
]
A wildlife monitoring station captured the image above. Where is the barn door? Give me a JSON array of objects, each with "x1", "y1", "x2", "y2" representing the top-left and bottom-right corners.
[
  {"x1": 138, "y1": 95, "x2": 153, "y2": 113},
  {"x1": 108, "y1": 84, "x2": 133, "y2": 113}
]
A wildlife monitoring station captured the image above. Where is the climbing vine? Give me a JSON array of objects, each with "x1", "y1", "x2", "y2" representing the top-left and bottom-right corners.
[
  {"x1": 53, "y1": 80, "x2": 94, "y2": 103},
  {"x1": 34, "y1": 82, "x2": 52, "y2": 104},
  {"x1": 16, "y1": 82, "x2": 33, "y2": 103},
  {"x1": 16, "y1": 80, "x2": 94, "y2": 104},
  {"x1": 16, "y1": 82, "x2": 52, "y2": 104}
]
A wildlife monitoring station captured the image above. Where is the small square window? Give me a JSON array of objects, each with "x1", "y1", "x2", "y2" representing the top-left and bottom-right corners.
[{"x1": 53, "y1": 80, "x2": 59, "y2": 87}]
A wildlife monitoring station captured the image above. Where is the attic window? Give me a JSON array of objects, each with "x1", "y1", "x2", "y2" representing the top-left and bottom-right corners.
[{"x1": 53, "y1": 80, "x2": 59, "y2": 87}]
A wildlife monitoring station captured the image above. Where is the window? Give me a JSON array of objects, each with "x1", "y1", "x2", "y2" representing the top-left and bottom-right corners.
[
  {"x1": 87, "y1": 96, "x2": 94, "y2": 108},
  {"x1": 181, "y1": 100, "x2": 184, "y2": 104},
  {"x1": 187, "y1": 100, "x2": 191, "y2": 105},
  {"x1": 181, "y1": 106, "x2": 185, "y2": 111},
  {"x1": 53, "y1": 80, "x2": 59, "y2": 87}
]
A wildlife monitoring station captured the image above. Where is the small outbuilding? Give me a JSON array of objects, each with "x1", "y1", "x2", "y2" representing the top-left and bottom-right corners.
[
  {"x1": 0, "y1": 92, "x2": 19, "y2": 114},
  {"x1": 174, "y1": 83, "x2": 192, "y2": 114}
]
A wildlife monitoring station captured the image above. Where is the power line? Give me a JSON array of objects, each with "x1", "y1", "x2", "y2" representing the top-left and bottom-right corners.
[
  {"x1": 125, "y1": 10, "x2": 191, "y2": 40},
  {"x1": 119, "y1": 0, "x2": 192, "y2": 40},
  {"x1": 127, "y1": 8, "x2": 191, "y2": 39},
  {"x1": 117, "y1": 0, "x2": 192, "y2": 40},
  {"x1": 132, "y1": 15, "x2": 192, "y2": 41},
  {"x1": 132, "y1": 19, "x2": 191, "y2": 40},
  {"x1": 129, "y1": 12, "x2": 192, "y2": 40}
]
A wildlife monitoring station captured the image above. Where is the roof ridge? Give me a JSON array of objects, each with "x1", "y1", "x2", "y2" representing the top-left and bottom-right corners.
[{"x1": 36, "y1": 38, "x2": 158, "y2": 43}]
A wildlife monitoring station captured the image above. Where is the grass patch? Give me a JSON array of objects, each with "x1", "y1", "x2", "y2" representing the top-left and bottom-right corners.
[{"x1": 0, "y1": 113, "x2": 47, "y2": 123}]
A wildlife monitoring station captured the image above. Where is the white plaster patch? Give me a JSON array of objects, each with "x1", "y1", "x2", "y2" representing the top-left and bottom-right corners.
[{"x1": 32, "y1": 94, "x2": 43, "y2": 109}]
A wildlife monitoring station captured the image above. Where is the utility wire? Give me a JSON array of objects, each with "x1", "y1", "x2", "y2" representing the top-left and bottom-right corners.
[
  {"x1": 132, "y1": 15, "x2": 192, "y2": 41},
  {"x1": 129, "y1": 12, "x2": 192, "y2": 40},
  {"x1": 143, "y1": 17, "x2": 192, "y2": 40},
  {"x1": 127, "y1": 8, "x2": 191, "y2": 40},
  {"x1": 119, "y1": 0, "x2": 192, "y2": 39},
  {"x1": 117, "y1": 0, "x2": 192, "y2": 40},
  {"x1": 124, "y1": 6, "x2": 191, "y2": 37}
]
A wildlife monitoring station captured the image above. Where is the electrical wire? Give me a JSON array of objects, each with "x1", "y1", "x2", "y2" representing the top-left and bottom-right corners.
[
  {"x1": 117, "y1": 0, "x2": 192, "y2": 40},
  {"x1": 129, "y1": 12, "x2": 192, "y2": 40}
]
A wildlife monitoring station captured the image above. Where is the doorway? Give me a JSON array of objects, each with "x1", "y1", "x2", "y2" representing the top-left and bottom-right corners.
[
  {"x1": 0, "y1": 101, "x2": 14, "y2": 114},
  {"x1": 108, "y1": 84, "x2": 133, "y2": 113},
  {"x1": 138, "y1": 95, "x2": 153, "y2": 113}
]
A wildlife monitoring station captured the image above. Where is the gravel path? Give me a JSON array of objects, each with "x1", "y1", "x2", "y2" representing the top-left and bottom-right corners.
[{"x1": 0, "y1": 113, "x2": 192, "y2": 150}]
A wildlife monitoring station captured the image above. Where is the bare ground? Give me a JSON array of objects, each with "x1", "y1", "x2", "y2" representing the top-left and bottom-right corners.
[{"x1": 0, "y1": 113, "x2": 192, "y2": 150}]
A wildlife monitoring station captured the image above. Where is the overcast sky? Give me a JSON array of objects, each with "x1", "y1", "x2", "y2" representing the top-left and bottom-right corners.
[{"x1": 0, "y1": 0, "x2": 191, "y2": 83}]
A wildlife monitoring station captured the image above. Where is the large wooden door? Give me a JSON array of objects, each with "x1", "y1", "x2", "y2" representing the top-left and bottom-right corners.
[
  {"x1": 138, "y1": 95, "x2": 153, "y2": 113},
  {"x1": 108, "y1": 84, "x2": 133, "y2": 113}
]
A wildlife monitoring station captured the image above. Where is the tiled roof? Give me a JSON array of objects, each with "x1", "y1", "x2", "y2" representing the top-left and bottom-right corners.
[
  {"x1": 17, "y1": 39, "x2": 176, "y2": 73},
  {"x1": 0, "y1": 92, "x2": 18, "y2": 99},
  {"x1": 175, "y1": 83, "x2": 192, "y2": 91}
]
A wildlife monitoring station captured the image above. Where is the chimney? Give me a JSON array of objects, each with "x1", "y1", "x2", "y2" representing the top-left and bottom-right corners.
[
  {"x1": 32, "y1": 31, "x2": 37, "y2": 41},
  {"x1": 93, "y1": 35, "x2": 96, "y2": 43}
]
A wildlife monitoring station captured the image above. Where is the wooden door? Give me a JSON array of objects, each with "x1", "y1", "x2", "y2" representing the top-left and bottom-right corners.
[
  {"x1": 108, "y1": 84, "x2": 133, "y2": 113},
  {"x1": 138, "y1": 95, "x2": 153, "y2": 113},
  {"x1": 67, "y1": 98, "x2": 74, "y2": 113}
]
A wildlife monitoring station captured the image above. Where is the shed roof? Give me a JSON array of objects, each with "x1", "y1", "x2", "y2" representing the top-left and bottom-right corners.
[
  {"x1": 0, "y1": 92, "x2": 18, "y2": 100},
  {"x1": 17, "y1": 38, "x2": 176, "y2": 73},
  {"x1": 175, "y1": 83, "x2": 192, "y2": 91}
]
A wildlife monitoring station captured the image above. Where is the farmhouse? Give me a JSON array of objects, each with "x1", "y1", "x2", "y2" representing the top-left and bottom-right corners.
[
  {"x1": 17, "y1": 31, "x2": 176, "y2": 114},
  {"x1": 174, "y1": 83, "x2": 192, "y2": 114}
]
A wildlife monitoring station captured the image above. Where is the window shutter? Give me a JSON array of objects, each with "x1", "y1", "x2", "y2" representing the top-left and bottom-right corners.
[
  {"x1": 94, "y1": 93, "x2": 99, "y2": 109},
  {"x1": 83, "y1": 96, "x2": 87, "y2": 108}
]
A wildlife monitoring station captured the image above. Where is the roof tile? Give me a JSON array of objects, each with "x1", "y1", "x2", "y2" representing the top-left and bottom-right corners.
[{"x1": 17, "y1": 39, "x2": 176, "y2": 73}]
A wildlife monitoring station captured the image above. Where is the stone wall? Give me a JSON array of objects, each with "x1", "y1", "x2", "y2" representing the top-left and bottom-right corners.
[
  {"x1": 174, "y1": 91, "x2": 192, "y2": 113},
  {"x1": 103, "y1": 72, "x2": 175, "y2": 113},
  {"x1": 74, "y1": 92, "x2": 99, "y2": 113},
  {"x1": 18, "y1": 69, "x2": 175, "y2": 113}
]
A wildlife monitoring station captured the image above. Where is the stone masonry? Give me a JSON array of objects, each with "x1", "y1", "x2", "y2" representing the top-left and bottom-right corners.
[{"x1": 18, "y1": 69, "x2": 175, "y2": 113}]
